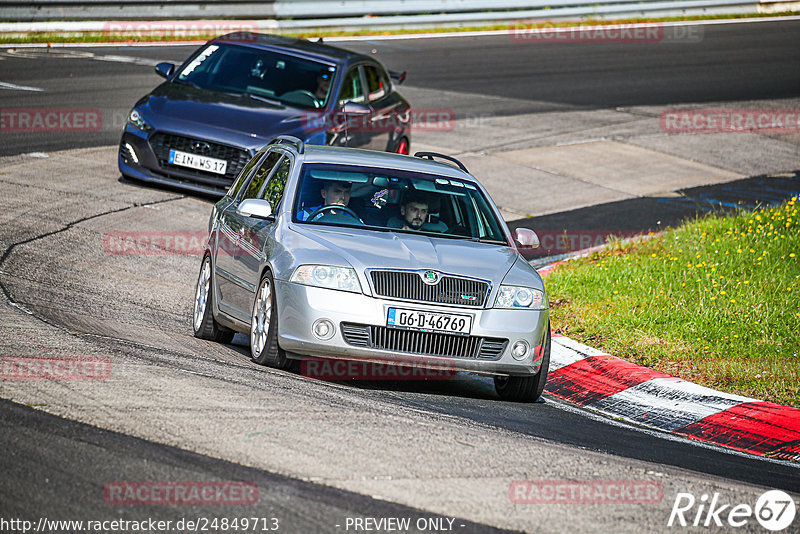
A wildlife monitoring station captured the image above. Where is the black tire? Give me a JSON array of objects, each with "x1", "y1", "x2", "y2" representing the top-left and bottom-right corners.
[
  {"x1": 193, "y1": 255, "x2": 234, "y2": 343},
  {"x1": 494, "y1": 324, "x2": 551, "y2": 402},
  {"x1": 250, "y1": 270, "x2": 291, "y2": 369}
]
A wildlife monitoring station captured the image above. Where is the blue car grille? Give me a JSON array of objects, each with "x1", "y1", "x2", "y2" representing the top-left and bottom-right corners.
[
  {"x1": 340, "y1": 323, "x2": 507, "y2": 361},
  {"x1": 369, "y1": 270, "x2": 488, "y2": 307},
  {"x1": 149, "y1": 132, "x2": 251, "y2": 186}
]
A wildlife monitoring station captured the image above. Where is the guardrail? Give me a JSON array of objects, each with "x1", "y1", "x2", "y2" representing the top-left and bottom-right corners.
[{"x1": 0, "y1": 0, "x2": 794, "y2": 28}]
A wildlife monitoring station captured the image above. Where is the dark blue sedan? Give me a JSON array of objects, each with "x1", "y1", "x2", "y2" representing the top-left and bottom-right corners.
[{"x1": 119, "y1": 33, "x2": 411, "y2": 196}]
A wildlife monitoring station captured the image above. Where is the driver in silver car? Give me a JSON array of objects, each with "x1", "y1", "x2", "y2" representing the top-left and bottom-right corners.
[{"x1": 297, "y1": 180, "x2": 352, "y2": 221}]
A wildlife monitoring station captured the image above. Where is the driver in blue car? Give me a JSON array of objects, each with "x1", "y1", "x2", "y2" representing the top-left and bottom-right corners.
[
  {"x1": 298, "y1": 180, "x2": 353, "y2": 221},
  {"x1": 313, "y1": 70, "x2": 332, "y2": 104}
]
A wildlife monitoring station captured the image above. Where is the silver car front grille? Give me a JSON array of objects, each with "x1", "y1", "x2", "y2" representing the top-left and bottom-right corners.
[
  {"x1": 340, "y1": 323, "x2": 507, "y2": 360},
  {"x1": 369, "y1": 270, "x2": 489, "y2": 307}
]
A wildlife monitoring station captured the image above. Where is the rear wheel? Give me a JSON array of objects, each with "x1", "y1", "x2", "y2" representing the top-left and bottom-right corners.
[
  {"x1": 193, "y1": 255, "x2": 234, "y2": 343},
  {"x1": 494, "y1": 324, "x2": 551, "y2": 402},
  {"x1": 251, "y1": 270, "x2": 291, "y2": 369}
]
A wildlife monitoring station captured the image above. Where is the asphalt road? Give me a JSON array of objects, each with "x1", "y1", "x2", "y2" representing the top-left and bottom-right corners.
[
  {"x1": 1, "y1": 19, "x2": 799, "y2": 156},
  {"x1": 0, "y1": 399, "x2": 509, "y2": 533},
  {"x1": 1, "y1": 19, "x2": 799, "y2": 533}
]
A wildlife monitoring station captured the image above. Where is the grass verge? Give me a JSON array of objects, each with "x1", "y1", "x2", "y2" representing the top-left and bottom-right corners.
[
  {"x1": 1, "y1": 12, "x2": 798, "y2": 45},
  {"x1": 545, "y1": 196, "x2": 800, "y2": 408}
]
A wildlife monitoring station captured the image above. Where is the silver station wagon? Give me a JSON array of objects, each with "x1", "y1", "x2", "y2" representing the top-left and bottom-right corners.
[{"x1": 193, "y1": 137, "x2": 551, "y2": 401}]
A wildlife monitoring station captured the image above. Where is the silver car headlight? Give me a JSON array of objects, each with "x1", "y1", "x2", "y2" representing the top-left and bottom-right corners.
[
  {"x1": 290, "y1": 265, "x2": 362, "y2": 293},
  {"x1": 127, "y1": 109, "x2": 153, "y2": 132},
  {"x1": 494, "y1": 285, "x2": 546, "y2": 309}
]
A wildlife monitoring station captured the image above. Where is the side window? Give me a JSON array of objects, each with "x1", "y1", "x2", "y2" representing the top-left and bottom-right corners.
[
  {"x1": 241, "y1": 152, "x2": 282, "y2": 201},
  {"x1": 259, "y1": 156, "x2": 291, "y2": 212},
  {"x1": 364, "y1": 66, "x2": 388, "y2": 102},
  {"x1": 337, "y1": 68, "x2": 365, "y2": 106},
  {"x1": 227, "y1": 149, "x2": 266, "y2": 198}
]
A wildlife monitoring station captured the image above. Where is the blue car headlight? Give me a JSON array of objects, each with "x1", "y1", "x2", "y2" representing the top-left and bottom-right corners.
[
  {"x1": 290, "y1": 265, "x2": 361, "y2": 293},
  {"x1": 494, "y1": 285, "x2": 546, "y2": 309},
  {"x1": 127, "y1": 109, "x2": 153, "y2": 132}
]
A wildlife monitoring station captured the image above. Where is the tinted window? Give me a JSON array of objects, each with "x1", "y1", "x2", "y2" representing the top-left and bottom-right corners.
[
  {"x1": 227, "y1": 149, "x2": 266, "y2": 198},
  {"x1": 177, "y1": 44, "x2": 336, "y2": 110},
  {"x1": 364, "y1": 66, "x2": 389, "y2": 102},
  {"x1": 259, "y1": 156, "x2": 291, "y2": 212},
  {"x1": 241, "y1": 152, "x2": 282, "y2": 201},
  {"x1": 337, "y1": 68, "x2": 365, "y2": 106},
  {"x1": 292, "y1": 163, "x2": 507, "y2": 244}
]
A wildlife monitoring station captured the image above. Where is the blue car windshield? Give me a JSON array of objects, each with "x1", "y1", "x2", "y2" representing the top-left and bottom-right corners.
[
  {"x1": 177, "y1": 44, "x2": 336, "y2": 110},
  {"x1": 292, "y1": 163, "x2": 508, "y2": 244}
]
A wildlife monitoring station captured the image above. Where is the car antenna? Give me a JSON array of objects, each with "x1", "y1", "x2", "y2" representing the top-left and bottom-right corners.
[{"x1": 317, "y1": 37, "x2": 324, "y2": 43}]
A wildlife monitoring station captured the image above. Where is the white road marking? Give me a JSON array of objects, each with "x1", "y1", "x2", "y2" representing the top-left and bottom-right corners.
[
  {"x1": 548, "y1": 339, "x2": 590, "y2": 371},
  {"x1": 0, "y1": 81, "x2": 45, "y2": 92},
  {"x1": 545, "y1": 394, "x2": 800, "y2": 468},
  {"x1": 1, "y1": 48, "x2": 164, "y2": 66},
  {"x1": 92, "y1": 54, "x2": 161, "y2": 66},
  {"x1": 589, "y1": 377, "x2": 758, "y2": 431}
]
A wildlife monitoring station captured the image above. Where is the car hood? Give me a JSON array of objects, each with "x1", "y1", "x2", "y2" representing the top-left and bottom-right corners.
[
  {"x1": 289, "y1": 225, "x2": 518, "y2": 284},
  {"x1": 139, "y1": 82, "x2": 318, "y2": 149}
]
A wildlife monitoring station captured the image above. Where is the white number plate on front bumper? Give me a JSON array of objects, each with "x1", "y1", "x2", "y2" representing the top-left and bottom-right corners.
[
  {"x1": 386, "y1": 308, "x2": 472, "y2": 335},
  {"x1": 168, "y1": 149, "x2": 227, "y2": 175}
]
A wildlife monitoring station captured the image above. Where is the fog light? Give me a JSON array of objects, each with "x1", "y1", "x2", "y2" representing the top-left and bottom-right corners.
[
  {"x1": 511, "y1": 340, "x2": 530, "y2": 360},
  {"x1": 124, "y1": 142, "x2": 139, "y2": 164},
  {"x1": 312, "y1": 319, "x2": 335, "y2": 340}
]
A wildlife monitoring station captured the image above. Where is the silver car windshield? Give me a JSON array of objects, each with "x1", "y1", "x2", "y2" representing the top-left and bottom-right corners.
[
  {"x1": 176, "y1": 44, "x2": 336, "y2": 110},
  {"x1": 292, "y1": 163, "x2": 508, "y2": 244}
]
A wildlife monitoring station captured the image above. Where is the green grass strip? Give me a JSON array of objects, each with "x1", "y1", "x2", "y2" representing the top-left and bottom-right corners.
[{"x1": 546, "y1": 195, "x2": 800, "y2": 408}]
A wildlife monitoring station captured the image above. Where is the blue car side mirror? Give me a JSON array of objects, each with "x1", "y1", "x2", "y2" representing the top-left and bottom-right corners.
[{"x1": 155, "y1": 62, "x2": 175, "y2": 79}]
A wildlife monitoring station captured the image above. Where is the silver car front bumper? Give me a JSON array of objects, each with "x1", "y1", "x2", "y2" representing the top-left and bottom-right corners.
[{"x1": 275, "y1": 280, "x2": 549, "y2": 376}]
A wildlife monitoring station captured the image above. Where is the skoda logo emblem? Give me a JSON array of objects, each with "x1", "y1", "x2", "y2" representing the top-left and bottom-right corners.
[
  {"x1": 191, "y1": 141, "x2": 211, "y2": 154},
  {"x1": 422, "y1": 270, "x2": 440, "y2": 285}
]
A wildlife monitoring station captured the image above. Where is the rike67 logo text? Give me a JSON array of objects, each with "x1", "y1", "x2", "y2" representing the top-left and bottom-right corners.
[{"x1": 668, "y1": 490, "x2": 796, "y2": 531}]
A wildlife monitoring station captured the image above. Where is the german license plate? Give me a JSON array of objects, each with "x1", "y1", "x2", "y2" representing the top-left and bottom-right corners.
[
  {"x1": 386, "y1": 308, "x2": 472, "y2": 335},
  {"x1": 168, "y1": 149, "x2": 227, "y2": 175}
]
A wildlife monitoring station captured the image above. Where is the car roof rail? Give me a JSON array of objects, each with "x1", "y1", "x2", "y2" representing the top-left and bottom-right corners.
[
  {"x1": 414, "y1": 151, "x2": 468, "y2": 173},
  {"x1": 269, "y1": 135, "x2": 305, "y2": 154}
]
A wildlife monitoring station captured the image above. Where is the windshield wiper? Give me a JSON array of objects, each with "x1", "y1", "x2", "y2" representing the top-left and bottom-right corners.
[
  {"x1": 242, "y1": 92, "x2": 285, "y2": 108},
  {"x1": 470, "y1": 236, "x2": 506, "y2": 245},
  {"x1": 173, "y1": 78, "x2": 204, "y2": 91}
]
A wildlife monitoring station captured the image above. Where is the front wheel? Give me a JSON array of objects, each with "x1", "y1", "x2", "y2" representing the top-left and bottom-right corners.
[
  {"x1": 193, "y1": 255, "x2": 234, "y2": 343},
  {"x1": 251, "y1": 270, "x2": 291, "y2": 369},
  {"x1": 494, "y1": 324, "x2": 551, "y2": 402}
]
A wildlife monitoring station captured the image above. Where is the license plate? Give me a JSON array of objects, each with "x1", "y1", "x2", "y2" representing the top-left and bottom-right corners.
[
  {"x1": 386, "y1": 308, "x2": 472, "y2": 335},
  {"x1": 168, "y1": 149, "x2": 227, "y2": 175}
]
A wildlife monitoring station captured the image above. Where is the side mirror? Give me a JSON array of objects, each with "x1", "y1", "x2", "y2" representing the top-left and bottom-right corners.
[
  {"x1": 237, "y1": 199, "x2": 273, "y2": 220},
  {"x1": 155, "y1": 62, "x2": 175, "y2": 79},
  {"x1": 340, "y1": 102, "x2": 371, "y2": 115},
  {"x1": 514, "y1": 228, "x2": 539, "y2": 249}
]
